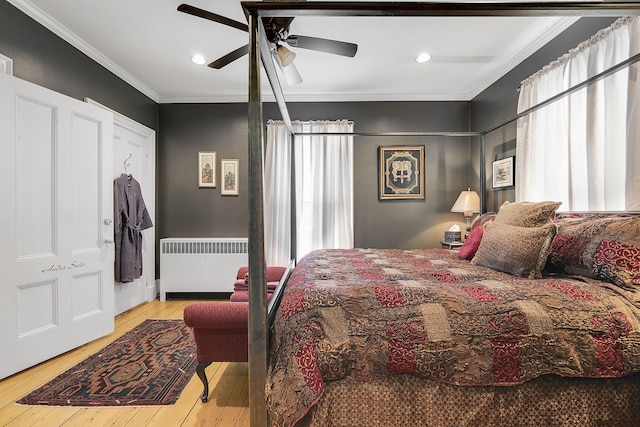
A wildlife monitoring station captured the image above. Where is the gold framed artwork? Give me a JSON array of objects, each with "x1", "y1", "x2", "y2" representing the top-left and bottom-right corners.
[
  {"x1": 492, "y1": 156, "x2": 514, "y2": 189},
  {"x1": 198, "y1": 151, "x2": 216, "y2": 188},
  {"x1": 378, "y1": 145, "x2": 425, "y2": 200},
  {"x1": 221, "y1": 159, "x2": 239, "y2": 196}
]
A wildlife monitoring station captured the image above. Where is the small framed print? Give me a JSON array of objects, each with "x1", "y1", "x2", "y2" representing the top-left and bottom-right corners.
[
  {"x1": 198, "y1": 151, "x2": 216, "y2": 188},
  {"x1": 221, "y1": 159, "x2": 239, "y2": 196},
  {"x1": 378, "y1": 145, "x2": 425, "y2": 200},
  {"x1": 492, "y1": 156, "x2": 514, "y2": 189}
]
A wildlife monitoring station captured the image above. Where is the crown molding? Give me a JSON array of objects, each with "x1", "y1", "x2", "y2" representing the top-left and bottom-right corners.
[
  {"x1": 157, "y1": 91, "x2": 476, "y2": 104},
  {"x1": 160, "y1": 17, "x2": 578, "y2": 104},
  {"x1": 467, "y1": 16, "x2": 579, "y2": 99},
  {"x1": 7, "y1": 1, "x2": 579, "y2": 105},
  {"x1": 7, "y1": 0, "x2": 160, "y2": 102}
]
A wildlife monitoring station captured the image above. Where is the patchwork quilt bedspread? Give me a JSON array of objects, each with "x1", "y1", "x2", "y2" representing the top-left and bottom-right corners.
[{"x1": 266, "y1": 248, "x2": 640, "y2": 427}]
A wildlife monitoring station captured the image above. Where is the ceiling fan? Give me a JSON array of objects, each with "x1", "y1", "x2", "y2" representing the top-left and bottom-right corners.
[{"x1": 177, "y1": 2, "x2": 358, "y2": 83}]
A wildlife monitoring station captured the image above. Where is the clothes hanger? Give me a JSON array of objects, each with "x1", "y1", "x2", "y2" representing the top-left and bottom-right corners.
[{"x1": 123, "y1": 153, "x2": 133, "y2": 185}]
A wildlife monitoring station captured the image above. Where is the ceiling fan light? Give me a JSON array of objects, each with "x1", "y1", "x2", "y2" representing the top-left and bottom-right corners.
[
  {"x1": 283, "y1": 63, "x2": 303, "y2": 85},
  {"x1": 277, "y1": 45, "x2": 296, "y2": 67}
]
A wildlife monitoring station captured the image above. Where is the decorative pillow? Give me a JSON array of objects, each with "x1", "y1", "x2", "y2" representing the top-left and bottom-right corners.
[
  {"x1": 459, "y1": 225, "x2": 484, "y2": 260},
  {"x1": 493, "y1": 201, "x2": 562, "y2": 227},
  {"x1": 239, "y1": 266, "x2": 287, "y2": 284},
  {"x1": 472, "y1": 221, "x2": 557, "y2": 279},
  {"x1": 547, "y1": 214, "x2": 640, "y2": 290},
  {"x1": 470, "y1": 212, "x2": 496, "y2": 231}
]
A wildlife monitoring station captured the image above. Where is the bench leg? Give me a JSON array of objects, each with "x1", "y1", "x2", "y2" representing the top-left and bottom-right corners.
[{"x1": 196, "y1": 361, "x2": 212, "y2": 402}]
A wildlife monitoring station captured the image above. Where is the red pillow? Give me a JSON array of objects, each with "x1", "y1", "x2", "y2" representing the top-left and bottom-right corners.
[
  {"x1": 471, "y1": 213, "x2": 495, "y2": 230},
  {"x1": 459, "y1": 225, "x2": 484, "y2": 260}
]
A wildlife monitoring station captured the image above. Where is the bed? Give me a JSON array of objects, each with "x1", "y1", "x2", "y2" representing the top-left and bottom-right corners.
[
  {"x1": 237, "y1": 4, "x2": 640, "y2": 426},
  {"x1": 266, "y1": 203, "x2": 640, "y2": 426}
]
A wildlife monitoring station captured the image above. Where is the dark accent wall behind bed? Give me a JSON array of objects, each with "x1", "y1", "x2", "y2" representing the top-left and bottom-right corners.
[{"x1": 158, "y1": 101, "x2": 471, "y2": 251}]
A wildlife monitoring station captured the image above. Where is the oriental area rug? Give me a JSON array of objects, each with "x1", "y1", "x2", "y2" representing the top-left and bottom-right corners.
[{"x1": 17, "y1": 319, "x2": 197, "y2": 406}]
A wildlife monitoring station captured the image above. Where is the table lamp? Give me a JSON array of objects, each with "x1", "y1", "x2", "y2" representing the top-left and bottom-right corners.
[{"x1": 451, "y1": 188, "x2": 480, "y2": 238}]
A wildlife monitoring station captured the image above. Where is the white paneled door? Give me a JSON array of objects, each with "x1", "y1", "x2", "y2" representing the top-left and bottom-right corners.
[
  {"x1": 0, "y1": 73, "x2": 114, "y2": 379},
  {"x1": 87, "y1": 99, "x2": 156, "y2": 315}
]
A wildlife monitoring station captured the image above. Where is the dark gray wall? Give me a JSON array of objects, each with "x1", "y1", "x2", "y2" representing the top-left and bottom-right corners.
[
  {"x1": 286, "y1": 102, "x2": 472, "y2": 249},
  {"x1": 0, "y1": 1, "x2": 157, "y2": 130},
  {"x1": 158, "y1": 101, "x2": 472, "y2": 250},
  {"x1": 3, "y1": 1, "x2": 620, "y2": 274},
  {"x1": 470, "y1": 17, "x2": 616, "y2": 212},
  {"x1": 157, "y1": 103, "x2": 250, "y2": 239}
]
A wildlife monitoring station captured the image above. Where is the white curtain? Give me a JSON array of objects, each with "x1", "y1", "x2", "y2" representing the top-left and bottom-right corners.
[
  {"x1": 516, "y1": 17, "x2": 640, "y2": 211},
  {"x1": 264, "y1": 121, "x2": 293, "y2": 266},
  {"x1": 264, "y1": 120, "x2": 354, "y2": 265}
]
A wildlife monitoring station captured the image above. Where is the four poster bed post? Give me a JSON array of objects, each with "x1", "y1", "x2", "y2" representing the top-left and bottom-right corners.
[
  {"x1": 247, "y1": 11, "x2": 268, "y2": 425},
  {"x1": 244, "y1": 3, "x2": 640, "y2": 425}
]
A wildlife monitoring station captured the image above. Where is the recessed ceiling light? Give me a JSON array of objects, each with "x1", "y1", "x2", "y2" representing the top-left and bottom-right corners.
[
  {"x1": 416, "y1": 53, "x2": 432, "y2": 63},
  {"x1": 190, "y1": 54, "x2": 206, "y2": 65}
]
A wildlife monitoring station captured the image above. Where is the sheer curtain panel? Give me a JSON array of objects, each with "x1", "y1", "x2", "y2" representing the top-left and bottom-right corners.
[
  {"x1": 516, "y1": 17, "x2": 640, "y2": 211},
  {"x1": 264, "y1": 121, "x2": 294, "y2": 266},
  {"x1": 264, "y1": 120, "x2": 354, "y2": 265}
]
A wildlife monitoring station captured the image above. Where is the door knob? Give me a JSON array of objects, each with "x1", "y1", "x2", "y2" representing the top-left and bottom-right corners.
[
  {"x1": 104, "y1": 239, "x2": 114, "y2": 244},
  {"x1": 104, "y1": 219, "x2": 112, "y2": 225}
]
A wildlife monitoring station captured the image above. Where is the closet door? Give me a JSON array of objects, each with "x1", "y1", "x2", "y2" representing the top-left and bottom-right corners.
[
  {"x1": 87, "y1": 98, "x2": 156, "y2": 315},
  {"x1": 0, "y1": 73, "x2": 114, "y2": 379}
]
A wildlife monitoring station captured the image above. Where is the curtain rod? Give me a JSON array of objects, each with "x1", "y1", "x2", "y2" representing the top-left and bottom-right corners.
[
  {"x1": 481, "y1": 51, "x2": 640, "y2": 136},
  {"x1": 292, "y1": 131, "x2": 481, "y2": 137}
]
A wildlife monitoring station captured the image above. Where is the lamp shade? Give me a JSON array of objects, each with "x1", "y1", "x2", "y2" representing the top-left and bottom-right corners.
[
  {"x1": 451, "y1": 189, "x2": 480, "y2": 214},
  {"x1": 276, "y1": 45, "x2": 296, "y2": 67}
]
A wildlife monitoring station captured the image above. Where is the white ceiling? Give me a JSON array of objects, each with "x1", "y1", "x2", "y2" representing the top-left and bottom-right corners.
[{"x1": 8, "y1": 0, "x2": 583, "y2": 103}]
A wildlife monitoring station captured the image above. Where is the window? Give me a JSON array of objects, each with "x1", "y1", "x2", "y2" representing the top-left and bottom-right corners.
[
  {"x1": 265, "y1": 120, "x2": 354, "y2": 265},
  {"x1": 516, "y1": 17, "x2": 640, "y2": 211}
]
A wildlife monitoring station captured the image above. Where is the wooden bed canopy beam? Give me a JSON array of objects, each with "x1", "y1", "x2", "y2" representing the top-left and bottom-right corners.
[
  {"x1": 244, "y1": 3, "x2": 640, "y2": 425},
  {"x1": 243, "y1": 1, "x2": 640, "y2": 17}
]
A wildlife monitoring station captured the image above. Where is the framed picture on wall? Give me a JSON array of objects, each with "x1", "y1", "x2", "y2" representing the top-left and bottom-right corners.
[
  {"x1": 492, "y1": 156, "x2": 514, "y2": 188},
  {"x1": 378, "y1": 145, "x2": 425, "y2": 200},
  {"x1": 198, "y1": 151, "x2": 216, "y2": 188},
  {"x1": 221, "y1": 159, "x2": 239, "y2": 196}
]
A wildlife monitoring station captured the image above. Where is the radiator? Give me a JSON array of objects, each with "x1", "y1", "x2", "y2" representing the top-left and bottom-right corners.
[{"x1": 159, "y1": 238, "x2": 248, "y2": 301}]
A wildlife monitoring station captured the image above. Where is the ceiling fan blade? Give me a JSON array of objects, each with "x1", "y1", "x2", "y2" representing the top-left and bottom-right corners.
[
  {"x1": 285, "y1": 35, "x2": 358, "y2": 58},
  {"x1": 208, "y1": 45, "x2": 249, "y2": 69},
  {"x1": 177, "y1": 4, "x2": 248, "y2": 32}
]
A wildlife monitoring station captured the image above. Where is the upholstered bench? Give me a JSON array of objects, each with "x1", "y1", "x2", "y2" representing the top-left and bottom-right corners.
[
  {"x1": 183, "y1": 266, "x2": 286, "y2": 402},
  {"x1": 183, "y1": 301, "x2": 248, "y2": 402},
  {"x1": 230, "y1": 266, "x2": 287, "y2": 302}
]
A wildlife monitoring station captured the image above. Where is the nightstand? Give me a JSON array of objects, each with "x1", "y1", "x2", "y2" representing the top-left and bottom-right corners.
[{"x1": 440, "y1": 241, "x2": 464, "y2": 249}]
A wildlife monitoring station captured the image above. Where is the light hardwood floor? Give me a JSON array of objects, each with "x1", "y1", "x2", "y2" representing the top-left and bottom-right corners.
[{"x1": 0, "y1": 300, "x2": 249, "y2": 427}]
